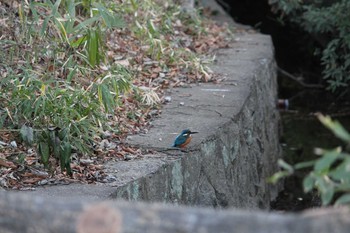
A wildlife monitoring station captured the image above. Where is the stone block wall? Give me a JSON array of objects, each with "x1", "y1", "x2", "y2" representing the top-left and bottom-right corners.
[{"x1": 113, "y1": 33, "x2": 282, "y2": 209}]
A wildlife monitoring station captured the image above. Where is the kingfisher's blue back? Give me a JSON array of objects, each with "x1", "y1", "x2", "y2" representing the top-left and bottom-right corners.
[{"x1": 172, "y1": 129, "x2": 198, "y2": 148}]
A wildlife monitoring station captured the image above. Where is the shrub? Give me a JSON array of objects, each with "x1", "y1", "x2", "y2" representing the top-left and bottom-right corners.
[
  {"x1": 270, "y1": 114, "x2": 350, "y2": 206},
  {"x1": 0, "y1": 0, "x2": 130, "y2": 173},
  {"x1": 270, "y1": 0, "x2": 350, "y2": 93}
]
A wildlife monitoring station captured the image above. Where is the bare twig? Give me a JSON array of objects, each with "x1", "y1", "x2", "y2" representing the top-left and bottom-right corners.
[{"x1": 278, "y1": 67, "x2": 324, "y2": 89}]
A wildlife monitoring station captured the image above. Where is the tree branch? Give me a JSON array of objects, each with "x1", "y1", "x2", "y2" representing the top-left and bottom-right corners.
[{"x1": 278, "y1": 67, "x2": 324, "y2": 89}]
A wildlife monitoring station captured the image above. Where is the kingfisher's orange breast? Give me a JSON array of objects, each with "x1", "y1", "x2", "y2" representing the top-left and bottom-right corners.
[{"x1": 180, "y1": 136, "x2": 192, "y2": 148}]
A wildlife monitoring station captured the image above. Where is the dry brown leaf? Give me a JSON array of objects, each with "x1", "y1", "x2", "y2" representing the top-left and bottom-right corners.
[{"x1": 0, "y1": 159, "x2": 16, "y2": 169}]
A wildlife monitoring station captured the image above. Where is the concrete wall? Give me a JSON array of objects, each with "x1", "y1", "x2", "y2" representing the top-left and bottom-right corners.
[
  {"x1": 111, "y1": 32, "x2": 282, "y2": 209},
  {"x1": 5, "y1": 2, "x2": 349, "y2": 232},
  {"x1": 2, "y1": 191, "x2": 350, "y2": 233},
  {"x1": 24, "y1": 0, "x2": 283, "y2": 210}
]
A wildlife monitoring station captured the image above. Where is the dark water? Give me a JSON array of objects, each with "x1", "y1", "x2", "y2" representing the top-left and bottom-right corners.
[
  {"x1": 271, "y1": 90, "x2": 350, "y2": 211},
  {"x1": 216, "y1": 0, "x2": 350, "y2": 211}
]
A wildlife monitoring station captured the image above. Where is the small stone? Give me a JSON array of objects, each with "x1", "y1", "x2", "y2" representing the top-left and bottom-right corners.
[
  {"x1": 80, "y1": 159, "x2": 94, "y2": 165},
  {"x1": 103, "y1": 175, "x2": 118, "y2": 183},
  {"x1": 164, "y1": 96, "x2": 172, "y2": 102},
  {"x1": 179, "y1": 102, "x2": 185, "y2": 106},
  {"x1": 10, "y1": 141, "x2": 17, "y2": 148},
  {"x1": 102, "y1": 131, "x2": 113, "y2": 139},
  {"x1": 38, "y1": 179, "x2": 49, "y2": 185},
  {"x1": 99, "y1": 139, "x2": 109, "y2": 150},
  {"x1": 149, "y1": 110, "x2": 159, "y2": 116},
  {"x1": 27, "y1": 148, "x2": 34, "y2": 154},
  {"x1": 108, "y1": 142, "x2": 117, "y2": 150},
  {"x1": 124, "y1": 154, "x2": 132, "y2": 161}
]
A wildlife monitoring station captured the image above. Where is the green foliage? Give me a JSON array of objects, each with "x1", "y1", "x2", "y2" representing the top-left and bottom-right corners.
[
  {"x1": 30, "y1": 0, "x2": 124, "y2": 67},
  {"x1": 0, "y1": 64, "x2": 131, "y2": 172},
  {"x1": 271, "y1": 0, "x2": 350, "y2": 93},
  {"x1": 270, "y1": 114, "x2": 350, "y2": 206},
  {"x1": 0, "y1": 0, "x2": 225, "y2": 175},
  {"x1": 0, "y1": 0, "x2": 131, "y2": 173}
]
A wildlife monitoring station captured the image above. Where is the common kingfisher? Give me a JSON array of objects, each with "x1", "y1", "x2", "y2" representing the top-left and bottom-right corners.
[{"x1": 172, "y1": 129, "x2": 198, "y2": 148}]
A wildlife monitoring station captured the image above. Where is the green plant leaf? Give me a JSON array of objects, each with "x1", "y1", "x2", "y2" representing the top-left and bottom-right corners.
[
  {"x1": 51, "y1": 0, "x2": 62, "y2": 17},
  {"x1": 321, "y1": 187, "x2": 334, "y2": 206},
  {"x1": 94, "y1": 3, "x2": 125, "y2": 29},
  {"x1": 40, "y1": 16, "x2": 51, "y2": 36},
  {"x1": 72, "y1": 16, "x2": 100, "y2": 32},
  {"x1": 28, "y1": 2, "x2": 39, "y2": 21},
  {"x1": 70, "y1": 36, "x2": 87, "y2": 48},
  {"x1": 294, "y1": 160, "x2": 315, "y2": 169},
  {"x1": 130, "y1": 0, "x2": 138, "y2": 11},
  {"x1": 335, "y1": 183, "x2": 350, "y2": 192},
  {"x1": 315, "y1": 175, "x2": 334, "y2": 205},
  {"x1": 303, "y1": 174, "x2": 315, "y2": 193},
  {"x1": 60, "y1": 141, "x2": 72, "y2": 175},
  {"x1": 86, "y1": 29, "x2": 100, "y2": 67},
  {"x1": 278, "y1": 159, "x2": 294, "y2": 173},
  {"x1": 66, "y1": 67, "x2": 78, "y2": 83},
  {"x1": 147, "y1": 20, "x2": 158, "y2": 36},
  {"x1": 97, "y1": 83, "x2": 114, "y2": 112},
  {"x1": 53, "y1": 17, "x2": 69, "y2": 44},
  {"x1": 38, "y1": 141, "x2": 50, "y2": 168},
  {"x1": 317, "y1": 114, "x2": 350, "y2": 142},
  {"x1": 314, "y1": 148, "x2": 340, "y2": 172},
  {"x1": 66, "y1": 0, "x2": 75, "y2": 19},
  {"x1": 335, "y1": 194, "x2": 350, "y2": 206},
  {"x1": 267, "y1": 171, "x2": 290, "y2": 184},
  {"x1": 329, "y1": 157, "x2": 350, "y2": 182}
]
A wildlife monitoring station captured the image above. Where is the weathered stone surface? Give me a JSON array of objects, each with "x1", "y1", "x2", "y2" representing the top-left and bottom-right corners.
[
  {"x1": 110, "y1": 31, "x2": 282, "y2": 209},
  {"x1": 1, "y1": 191, "x2": 350, "y2": 233},
  {"x1": 25, "y1": 20, "x2": 282, "y2": 210},
  {"x1": 2, "y1": 1, "x2": 349, "y2": 232}
]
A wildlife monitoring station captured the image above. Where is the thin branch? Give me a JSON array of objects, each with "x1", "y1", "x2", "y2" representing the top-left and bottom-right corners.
[{"x1": 278, "y1": 67, "x2": 324, "y2": 89}]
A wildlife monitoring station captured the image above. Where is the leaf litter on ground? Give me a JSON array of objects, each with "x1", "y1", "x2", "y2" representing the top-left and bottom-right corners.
[{"x1": 0, "y1": 0, "x2": 234, "y2": 189}]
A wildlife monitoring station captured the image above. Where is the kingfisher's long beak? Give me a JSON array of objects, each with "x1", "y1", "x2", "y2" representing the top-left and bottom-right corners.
[{"x1": 190, "y1": 131, "x2": 198, "y2": 134}]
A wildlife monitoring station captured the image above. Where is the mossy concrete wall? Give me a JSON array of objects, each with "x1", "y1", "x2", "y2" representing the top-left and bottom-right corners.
[
  {"x1": 110, "y1": 32, "x2": 282, "y2": 209},
  {"x1": 26, "y1": 1, "x2": 283, "y2": 210}
]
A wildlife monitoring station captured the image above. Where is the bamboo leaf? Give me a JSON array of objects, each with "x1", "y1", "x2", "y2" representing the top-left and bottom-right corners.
[
  {"x1": 98, "y1": 83, "x2": 114, "y2": 112},
  {"x1": 72, "y1": 16, "x2": 100, "y2": 32},
  {"x1": 38, "y1": 142, "x2": 50, "y2": 168},
  {"x1": 60, "y1": 141, "x2": 72, "y2": 175},
  {"x1": 66, "y1": 0, "x2": 76, "y2": 19},
  {"x1": 51, "y1": 0, "x2": 62, "y2": 17},
  {"x1": 94, "y1": 3, "x2": 125, "y2": 28},
  {"x1": 86, "y1": 29, "x2": 99, "y2": 67},
  {"x1": 70, "y1": 36, "x2": 87, "y2": 48},
  {"x1": 53, "y1": 18, "x2": 69, "y2": 44}
]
